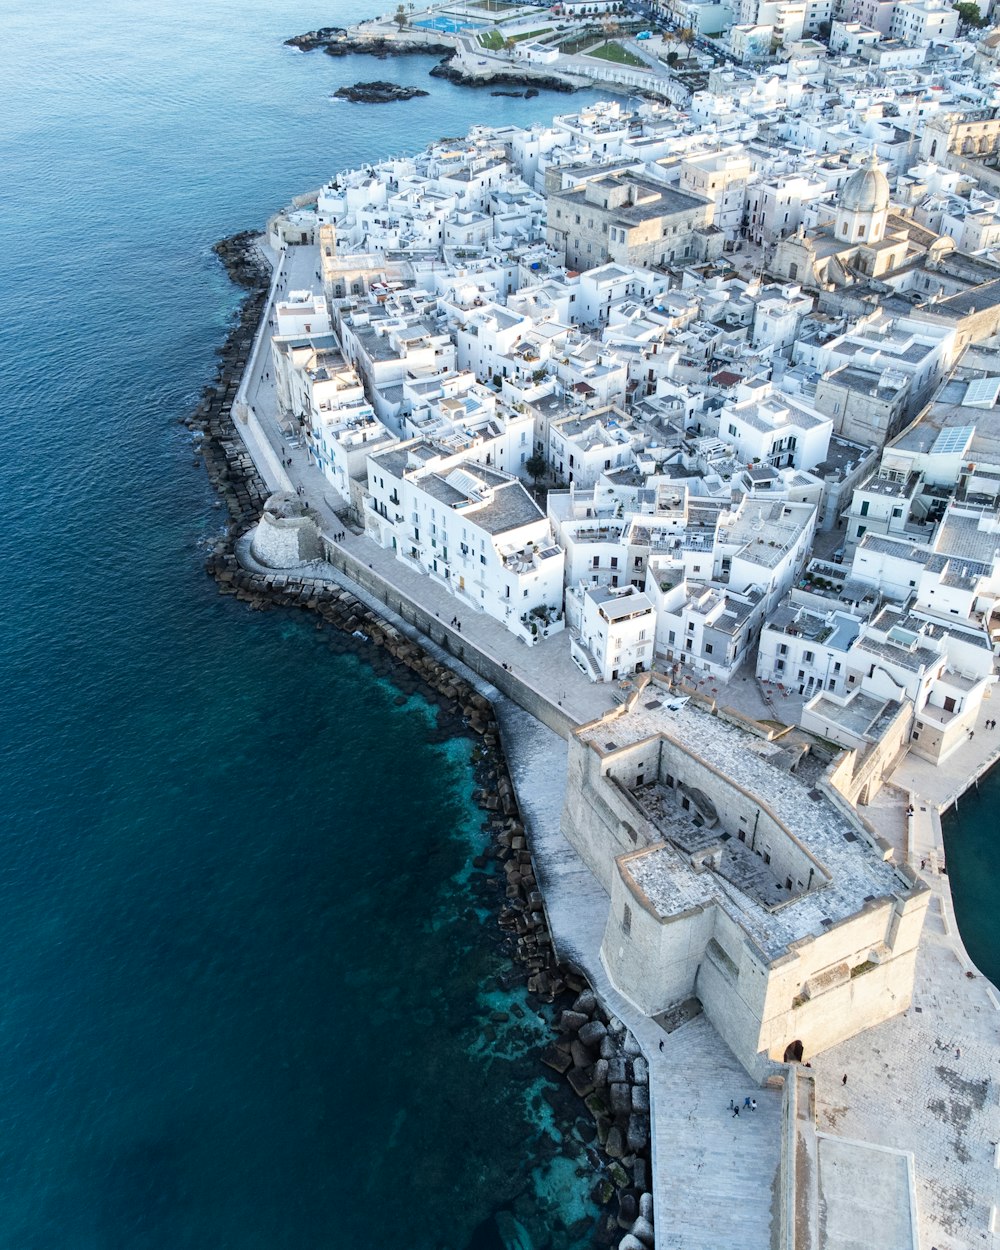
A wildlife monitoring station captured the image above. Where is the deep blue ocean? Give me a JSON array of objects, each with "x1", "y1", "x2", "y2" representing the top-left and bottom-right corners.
[{"x1": 0, "y1": 4, "x2": 614, "y2": 1246}]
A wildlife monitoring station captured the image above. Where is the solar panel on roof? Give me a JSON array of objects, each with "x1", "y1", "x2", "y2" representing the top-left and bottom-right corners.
[
  {"x1": 930, "y1": 425, "x2": 975, "y2": 456},
  {"x1": 963, "y1": 377, "x2": 1000, "y2": 409}
]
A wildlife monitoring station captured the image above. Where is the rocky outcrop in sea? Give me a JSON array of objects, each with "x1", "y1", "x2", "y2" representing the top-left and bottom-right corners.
[{"x1": 333, "y1": 81, "x2": 429, "y2": 103}]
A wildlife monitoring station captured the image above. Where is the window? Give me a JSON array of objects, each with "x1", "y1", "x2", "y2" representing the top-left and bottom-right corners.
[
  {"x1": 610, "y1": 557, "x2": 618, "y2": 569},
  {"x1": 705, "y1": 643, "x2": 714, "y2": 655},
  {"x1": 622, "y1": 904, "x2": 632, "y2": 935},
  {"x1": 592, "y1": 555, "x2": 600, "y2": 568},
  {"x1": 860, "y1": 500, "x2": 870, "y2": 517}
]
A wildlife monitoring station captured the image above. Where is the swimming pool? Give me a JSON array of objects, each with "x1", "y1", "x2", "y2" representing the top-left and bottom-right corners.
[{"x1": 414, "y1": 14, "x2": 486, "y2": 31}]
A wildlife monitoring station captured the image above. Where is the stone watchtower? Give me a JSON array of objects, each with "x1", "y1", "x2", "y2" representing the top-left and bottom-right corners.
[{"x1": 834, "y1": 151, "x2": 890, "y2": 247}]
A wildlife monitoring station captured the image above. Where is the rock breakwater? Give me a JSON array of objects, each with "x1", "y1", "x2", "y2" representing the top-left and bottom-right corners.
[{"x1": 194, "y1": 231, "x2": 655, "y2": 1250}]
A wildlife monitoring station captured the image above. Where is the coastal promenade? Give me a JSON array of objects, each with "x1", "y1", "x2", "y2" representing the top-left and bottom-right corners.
[{"x1": 226, "y1": 238, "x2": 999, "y2": 1250}]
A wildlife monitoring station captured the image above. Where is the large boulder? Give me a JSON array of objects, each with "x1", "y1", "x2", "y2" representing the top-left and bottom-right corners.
[
  {"x1": 579, "y1": 1020, "x2": 608, "y2": 1048},
  {"x1": 626, "y1": 1113, "x2": 650, "y2": 1153},
  {"x1": 567, "y1": 1065, "x2": 597, "y2": 1098},
  {"x1": 559, "y1": 1010, "x2": 589, "y2": 1034},
  {"x1": 607, "y1": 1056, "x2": 630, "y2": 1086},
  {"x1": 571, "y1": 1039, "x2": 594, "y2": 1069},
  {"x1": 573, "y1": 989, "x2": 597, "y2": 1016},
  {"x1": 617, "y1": 1190, "x2": 639, "y2": 1228},
  {"x1": 631, "y1": 1215, "x2": 655, "y2": 1247},
  {"x1": 610, "y1": 1083, "x2": 632, "y2": 1116}
]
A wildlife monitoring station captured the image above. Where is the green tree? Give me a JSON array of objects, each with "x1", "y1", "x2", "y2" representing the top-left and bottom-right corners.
[
  {"x1": 525, "y1": 451, "x2": 548, "y2": 485},
  {"x1": 953, "y1": 1, "x2": 987, "y2": 25},
  {"x1": 504, "y1": 36, "x2": 517, "y2": 57},
  {"x1": 666, "y1": 49, "x2": 680, "y2": 65},
  {"x1": 393, "y1": 4, "x2": 407, "y2": 30}
]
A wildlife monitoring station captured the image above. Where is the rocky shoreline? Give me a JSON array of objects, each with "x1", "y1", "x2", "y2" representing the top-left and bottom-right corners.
[
  {"x1": 429, "y1": 61, "x2": 577, "y2": 93},
  {"x1": 333, "y1": 81, "x2": 429, "y2": 103},
  {"x1": 286, "y1": 27, "x2": 454, "y2": 58},
  {"x1": 286, "y1": 26, "x2": 578, "y2": 94},
  {"x1": 191, "y1": 232, "x2": 655, "y2": 1250}
]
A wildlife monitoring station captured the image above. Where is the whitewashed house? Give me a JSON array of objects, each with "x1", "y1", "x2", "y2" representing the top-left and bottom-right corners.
[
  {"x1": 569, "y1": 585, "x2": 656, "y2": 683},
  {"x1": 364, "y1": 441, "x2": 565, "y2": 643},
  {"x1": 757, "y1": 592, "x2": 863, "y2": 698}
]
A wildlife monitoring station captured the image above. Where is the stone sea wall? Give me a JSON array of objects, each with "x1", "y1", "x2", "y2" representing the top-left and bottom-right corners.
[{"x1": 189, "y1": 233, "x2": 657, "y2": 1249}]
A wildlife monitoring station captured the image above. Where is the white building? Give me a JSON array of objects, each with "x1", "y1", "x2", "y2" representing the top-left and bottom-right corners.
[
  {"x1": 717, "y1": 381, "x2": 833, "y2": 472},
  {"x1": 364, "y1": 441, "x2": 565, "y2": 643},
  {"x1": 757, "y1": 591, "x2": 863, "y2": 698},
  {"x1": 889, "y1": 0, "x2": 958, "y2": 44},
  {"x1": 274, "y1": 290, "x2": 331, "y2": 339},
  {"x1": 569, "y1": 584, "x2": 656, "y2": 682}
]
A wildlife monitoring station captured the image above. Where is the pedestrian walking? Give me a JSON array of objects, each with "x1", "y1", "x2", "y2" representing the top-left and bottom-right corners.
[
  {"x1": 743, "y1": 1096, "x2": 751, "y2": 1108},
  {"x1": 732, "y1": 1105, "x2": 740, "y2": 1117},
  {"x1": 841, "y1": 1073, "x2": 847, "y2": 1086},
  {"x1": 658, "y1": 1040, "x2": 664, "y2": 1052},
  {"x1": 750, "y1": 1099, "x2": 757, "y2": 1111},
  {"x1": 729, "y1": 1098, "x2": 734, "y2": 1110}
]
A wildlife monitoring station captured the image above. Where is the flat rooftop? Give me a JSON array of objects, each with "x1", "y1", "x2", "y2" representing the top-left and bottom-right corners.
[{"x1": 578, "y1": 692, "x2": 915, "y2": 963}]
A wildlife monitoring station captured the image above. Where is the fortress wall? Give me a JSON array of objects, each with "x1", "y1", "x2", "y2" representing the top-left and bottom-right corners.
[{"x1": 602, "y1": 856, "x2": 714, "y2": 1015}]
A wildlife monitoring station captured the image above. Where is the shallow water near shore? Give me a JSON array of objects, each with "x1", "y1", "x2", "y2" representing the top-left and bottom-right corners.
[{"x1": 0, "y1": 1, "x2": 615, "y2": 1244}]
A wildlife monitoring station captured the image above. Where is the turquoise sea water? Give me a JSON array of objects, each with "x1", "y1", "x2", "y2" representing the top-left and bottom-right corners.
[
  {"x1": 941, "y1": 783, "x2": 1000, "y2": 988},
  {"x1": 0, "y1": 3, "x2": 613, "y2": 1245}
]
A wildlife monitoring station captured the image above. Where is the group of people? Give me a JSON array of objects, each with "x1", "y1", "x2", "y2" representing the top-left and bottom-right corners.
[
  {"x1": 449, "y1": 616, "x2": 462, "y2": 633},
  {"x1": 730, "y1": 1097, "x2": 757, "y2": 1117},
  {"x1": 332, "y1": 530, "x2": 347, "y2": 542}
]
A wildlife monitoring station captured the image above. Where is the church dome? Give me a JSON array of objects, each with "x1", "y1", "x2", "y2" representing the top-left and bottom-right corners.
[{"x1": 838, "y1": 153, "x2": 890, "y2": 215}]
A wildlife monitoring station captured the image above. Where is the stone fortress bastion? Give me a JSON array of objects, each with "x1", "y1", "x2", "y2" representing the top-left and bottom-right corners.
[{"x1": 563, "y1": 678, "x2": 930, "y2": 1082}]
